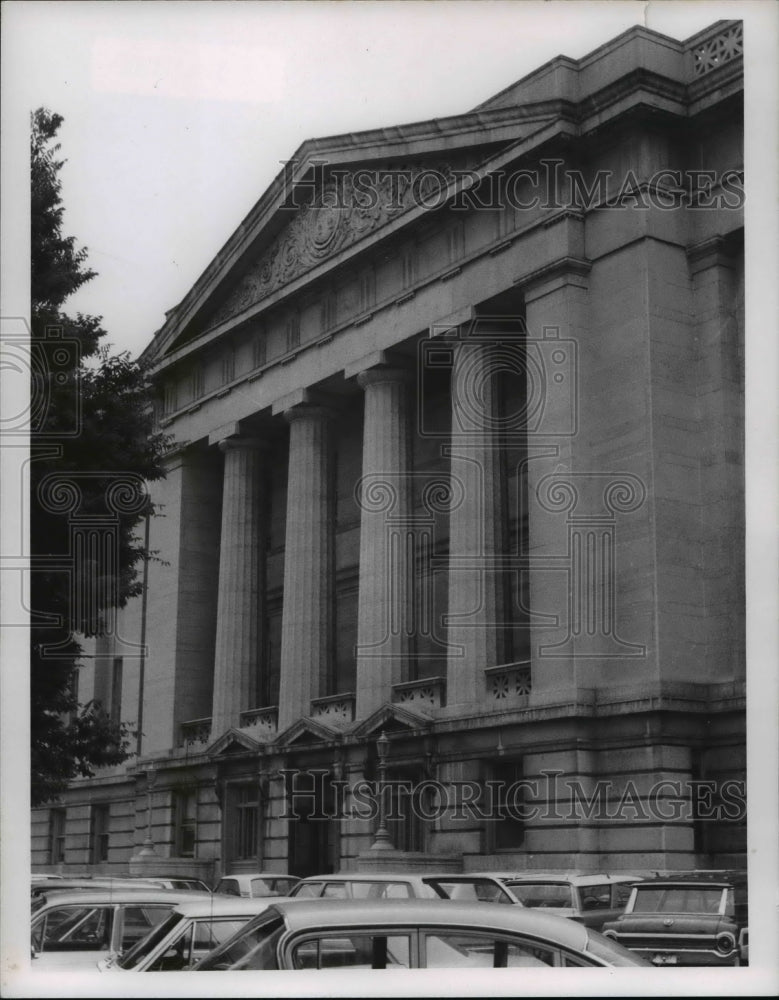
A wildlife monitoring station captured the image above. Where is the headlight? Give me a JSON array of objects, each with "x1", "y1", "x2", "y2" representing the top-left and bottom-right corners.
[{"x1": 716, "y1": 931, "x2": 736, "y2": 954}]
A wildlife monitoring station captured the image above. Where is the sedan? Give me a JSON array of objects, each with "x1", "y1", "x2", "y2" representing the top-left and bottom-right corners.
[{"x1": 194, "y1": 898, "x2": 649, "y2": 970}]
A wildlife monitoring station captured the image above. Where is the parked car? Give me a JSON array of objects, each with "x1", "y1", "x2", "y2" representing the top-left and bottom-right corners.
[
  {"x1": 31, "y1": 877, "x2": 169, "y2": 906},
  {"x1": 194, "y1": 898, "x2": 649, "y2": 970},
  {"x1": 31, "y1": 887, "x2": 211, "y2": 969},
  {"x1": 601, "y1": 871, "x2": 748, "y2": 966},
  {"x1": 475, "y1": 871, "x2": 642, "y2": 931},
  {"x1": 99, "y1": 895, "x2": 291, "y2": 971},
  {"x1": 289, "y1": 872, "x2": 518, "y2": 903},
  {"x1": 213, "y1": 873, "x2": 301, "y2": 898},
  {"x1": 139, "y1": 875, "x2": 211, "y2": 892}
]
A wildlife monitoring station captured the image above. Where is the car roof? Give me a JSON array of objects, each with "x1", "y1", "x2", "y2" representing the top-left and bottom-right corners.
[
  {"x1": 474, "y1": 872, "x2": 639, "y2": 885},
  {"x1": 267, "y1": 898, "x2": 590, "y2": 949},
  {"x1": 33, "y1": 888, "x2": 213, "y2": 909},
  {"x1": 218, "y1": 873, "x2": 297, "y2": 881},
  {"x1": 172, "y1": 895, "x2": 295, "y2": 917},
  {"x1": 295, "y1": 872, "x2": 462, "y2": 883},
  {"x1": 634, "y1": 876, "x2": 734, "y2": 888}
]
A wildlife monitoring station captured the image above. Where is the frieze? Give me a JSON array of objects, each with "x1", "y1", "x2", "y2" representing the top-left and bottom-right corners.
[{"x1": 210, "y1": 161, "x2": 459, "y2": 326}]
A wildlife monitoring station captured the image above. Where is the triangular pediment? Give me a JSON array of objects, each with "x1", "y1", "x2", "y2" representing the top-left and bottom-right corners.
[
  {"x1": 145, "y1": 105, "x2": 558, "y2": 365},
  {"x1": 274, "y1": 716, "x2": 339, "y2": 748},
  {"x1": 352, "y1": 702, "x2": 432, "y2": 740},
  {"x1": 205, "y1": 727, "x2": 263, "y2": 757}
]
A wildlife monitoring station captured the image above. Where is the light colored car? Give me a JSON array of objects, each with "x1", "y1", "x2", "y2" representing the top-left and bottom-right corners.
[
  {"x1": 139, "y1": 875, "x2": 211, "y2": 892},
  {"x1": 194, "y1": 898, "x2": 649, "y2": 970},
  {"x1": 213, "y1": 873, "x2": 301, "y2": 898},
  {"x1": 475, "y1": 871, "x2": 643, "y2": 930},
  {"x1": 100, "y1": 895, "x2": 292, "y2": 971},
  {"x1": 31, "y1": 887, "x2": 211, "y2": 969},
  {"x1": 289, "y1": 872, "x2": 518, "y2": 903}
]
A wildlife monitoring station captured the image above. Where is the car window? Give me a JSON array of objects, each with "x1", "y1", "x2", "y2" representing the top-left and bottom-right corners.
[
  {"x1": 147, "y1": 919, "x2": 249, "y2": 971},
  {"x1": 505, "y1": 883, "x2": 573, "y2": 909},
  {"x1": 37, "y1": 905, "x2": 113, "y2": 951},
  {"x1": 195, "y1": 912, "x2": 285, "y2": 971},
  {"x1": 322, "y1": 883, "x2": 349, "y2": 899},
  {"x1": 118, "y1": 913, "x2": 184, "y2": 969},
  {"x1": 292, "y1": 881, "x2": 323, "y2": 898},
  {"x1": 578, "y1": 884, "x2": 613, "y2": 911},
  {"x1": 215, "y1": 878, "x2": 241, "y2": 897},
  {"x1": 613, "y1": 883, "x2": 635, "y2": 908},
  {"x1": 120, "y1": 905, "x2": 173, "y2": 950},
  {"x1": 269, "y1": 878, "x2": 298, "y2": 895},
  {"x1": 291, "y1": 933, "x2": 411, "y2": 970},
  {"x1": 251, "y1": 878, "x2": 279, "y2": 897},
  {"x1": 426, "y1": 878, "x2": 513, "y2": 904},
  {"x1": 631, "y1": 887, "x2": 724, "y2": 913},
  {"x1": 349, "y1": 881, "x2": 412, "y2": 900},
  {"x1": 422, "y1": 931, "x2": 556, "y2": 968}
]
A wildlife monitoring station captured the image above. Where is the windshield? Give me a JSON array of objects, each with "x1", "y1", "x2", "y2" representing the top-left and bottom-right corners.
[
  {"x1": 630, "y1": 887, "x2": 725, "y2": 914},
  {"x1": 505, "y1": 883, "x2": 573, "y2": 909},
  {"x1": 195, "y1": 911, "x2": 284, "y2": 971},
  {"x1": 427, "y1": 879, "x2": 512, "y2": 904},
  {"x1": 118, "y1": 913, "x2": 183, "y2": 969}
]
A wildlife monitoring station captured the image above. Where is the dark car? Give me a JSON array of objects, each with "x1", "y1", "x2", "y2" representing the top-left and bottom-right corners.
[
  {"x1": 194, "y1": 898, "x2": 649, "y2": 970},
  {"x1": 601, "y1": 871, "x2": 748, "y2": 967}
]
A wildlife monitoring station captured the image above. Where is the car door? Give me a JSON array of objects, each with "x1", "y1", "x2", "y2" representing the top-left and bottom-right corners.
[{"x1": 32, "y1": 903, "x2": 115, "y2": 969}]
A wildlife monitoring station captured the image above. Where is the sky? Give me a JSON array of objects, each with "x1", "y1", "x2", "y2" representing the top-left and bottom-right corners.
[{"x1": 2, "y1": 0, "x2": 752, "y2": 358}]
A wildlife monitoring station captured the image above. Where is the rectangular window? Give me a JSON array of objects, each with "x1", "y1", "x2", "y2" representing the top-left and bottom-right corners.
[
  {"x1": 221, "y1": 347, "x2": 235, "y2": 385},
  {"x1": 286, "y1": 312, "x2": 300, "y2": 352},
  {"x1": 49, "y1": 808, "x2": 66, "y2": 864},
  {"x1": 176, "y1": 789, "x2": 197, "y2": 858},
  {"x1": 164, "y1": 381, "x2": 177, "y2": 414},
  {"x1": 359, "y1": 268, "x2": 375, "y2": 313},
  {"x1": 90, "y1": 803, "x2": 110, "y2": 864},
  {"x1": 492, "y1": 759, "x2": 525, "y2": 851},
  {"x1": 110, "y1": 657, "x2": 123, "y2": 727},
  {"x1": 191, "y1": 362, "x2": 204, "y2": 399},
  {"x1": 235, "y1": 785, "x2": 259, "y2": 861},
  {"x1": 447, "y1": 220, "x2": 465, "y2": 262},
  {"x1": 253, "y1": 328, "x2": 267, "y2": 369},
  {"x1": 401, "y1": 244, "x2": 417, "y2": 287},
  {"x1": 320, "y1": 291, "x2": 337, "y2": 331}
]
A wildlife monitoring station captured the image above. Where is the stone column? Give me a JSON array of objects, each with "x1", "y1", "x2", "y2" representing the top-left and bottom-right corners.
[
  {"x1": 211, "y1": 436, "x2": 266, "y2": 736},
  {"x1": 446, "y1": 337, "x2": 509, "y2": 706},
  {"x1": 354, "y1": 366, "x2": 414, "y2": 718},
  {"x1": 277, "y1": 404, "x2": 334, "y2": 731}
]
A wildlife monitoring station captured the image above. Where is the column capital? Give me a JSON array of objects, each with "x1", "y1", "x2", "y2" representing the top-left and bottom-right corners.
[
  {"x1": 356, "y1": 366, "x2": 414, "y2": 391},
  {"x1": 282, "y1": 402, "x2": 336, "y2": 426},
  {"x1": 217, "y1": 435, "x2": 268, "y2": 454},
  {"x1": 344, "y1": 348, "x2": 412, "y2": 382}
]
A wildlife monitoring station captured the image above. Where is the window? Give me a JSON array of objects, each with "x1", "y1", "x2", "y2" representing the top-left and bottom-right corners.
[
  {"x1": 164, "y1": 381, "x2": 177, "y2": 414},
  {"x1": 253, "y1": 328, "x2": 267, "y2": 369},
  {"x1": 401, "y1": 244, "x2": 417, "y2": 287},
  {"x1": 191, "y1": 362, "x2": 204, "y2": 399},
  {"x1": 579, "y1": 883, "x2": 614, "y2": 911},
  {"x1": 90, "y1": 803, "x2": 110, "y2": 864},
  {"x1": 359, "y1": 268, "x2": 376, "y2": 313},
  {"x1": 221, "y1": 347, "x2": 235, "y2": 385},
  {"x1": 35, "y1": 905, "x2": 113, "y2": 952},
  {"x1": 320, "y1": 291, "x2": 337, "y2": 332},
  {"x1": 215, "y1": 878, "x2": 241, "y2": 897},
  {"x1": 506, "y1": 882, "x2": 573, "y2": 909},
  {"x1": 120, "y1": 906, "x2": 173, "y2": 951},
  {"x1": 285, "y1": 312, "x2": 300, "y2": 352},
  {"x1": 110, "y1": 656, "x2": 123, "y2": 726},
  {"x1": 49, "y1": 808, "x2": 66, "y2": 864},
  {"x1": 492, "y1": 759, "x2": 526, "y2": 850},
  {"x1": 234, "y1": 785, "x2": 260, "y2": 861},
  {"x1": 422, "y1": 931, "x2": 556, "y2": 969},
  {"x1": 176, "y1": 789, "x2": 197, "y2": 857},
  {"x1": 447, "y1": 220, "x2": 465, "y2": 262},
  {"x1": 386, "y1": 770, "x2": 427, "y2": 853},
  {"x1": 291, "y1": 933, "x2": 410, "y2": 970},
  {"x1": 614, "y1": 882, "x2": 635, "y2": 908}
]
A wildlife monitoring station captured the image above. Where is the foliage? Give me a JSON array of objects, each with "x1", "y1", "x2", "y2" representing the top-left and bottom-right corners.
[{"x1": 30, "y1": 108, "x2": 168, "y2": 806}]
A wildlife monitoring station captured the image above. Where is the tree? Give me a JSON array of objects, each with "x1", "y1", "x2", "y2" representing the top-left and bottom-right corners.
[{"x1": 30, "y1": 108, "x2": 168, "y2": 806}]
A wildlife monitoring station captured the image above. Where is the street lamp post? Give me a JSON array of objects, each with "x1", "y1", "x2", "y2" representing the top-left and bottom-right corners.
[
  {"x1": 370, "y1": 730, "x2": 395, "y2": 851},
  {"x1": 137, "y1": 762, "x2": 158, "y2": 858}
]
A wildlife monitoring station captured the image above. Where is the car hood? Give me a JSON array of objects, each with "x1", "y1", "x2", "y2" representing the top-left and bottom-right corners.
[{"x1": 603, "y1": 913, "x2": 732, "y2": 934}]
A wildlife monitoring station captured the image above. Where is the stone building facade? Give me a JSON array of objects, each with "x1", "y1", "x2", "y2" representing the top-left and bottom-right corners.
[{"x1": 32, "y1": 20, "x2": 746, "y2": 881}]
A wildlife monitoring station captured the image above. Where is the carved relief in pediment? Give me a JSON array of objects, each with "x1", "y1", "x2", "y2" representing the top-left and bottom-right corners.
[{"x1": 209, "y1": 160, "x2": 461, "y2": 327}]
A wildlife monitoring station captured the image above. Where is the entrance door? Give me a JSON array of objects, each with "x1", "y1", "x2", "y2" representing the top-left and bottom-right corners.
[{"x1": 286, "y1": 770, "x2": 336, "y2": 877}]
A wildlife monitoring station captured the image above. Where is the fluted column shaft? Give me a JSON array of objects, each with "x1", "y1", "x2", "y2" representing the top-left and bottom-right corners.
[
  {"x1": 355, "y1": 368, "x2": 413, "y2": 718},
  {"x1": 278, "y1": 405, "x2": 333, "y2": 731},
  {"x1": 211, "y1": 437, "x2": 265, "y2": 735},
  {"x1": 446, "y1": 340, "x2": 508, "y2": 705}
]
